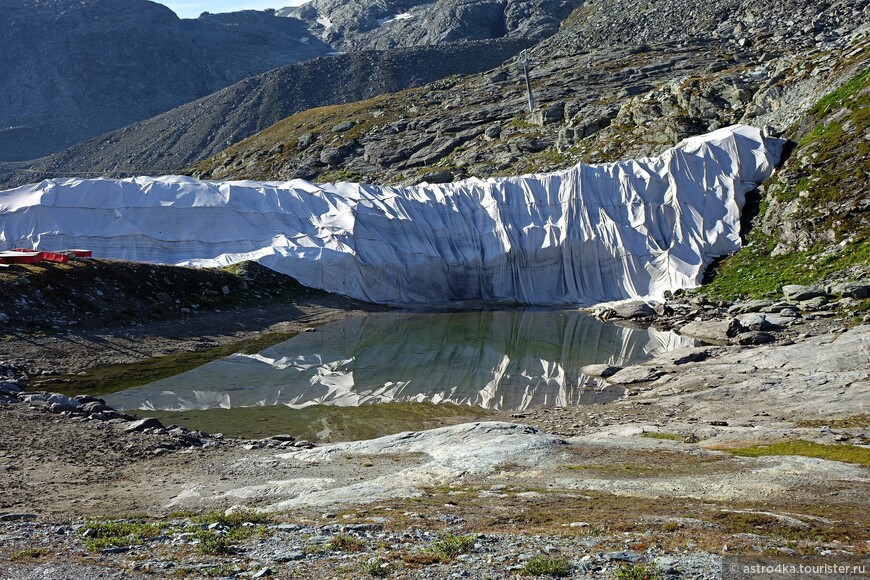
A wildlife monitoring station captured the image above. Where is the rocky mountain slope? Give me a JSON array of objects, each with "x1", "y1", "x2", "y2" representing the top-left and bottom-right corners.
[
  {"x1": 0, "y1": 39, "x2": 530, "y2": 188},
  {"x1": 190, "y1": 0, "x2": 868, "y2": 295},
  {"x1": 0, "y1": 0, "x2": 331, "y2": 162},
  {"x1": 278, "y1": 0, "x2": 583, "y2": 51}
]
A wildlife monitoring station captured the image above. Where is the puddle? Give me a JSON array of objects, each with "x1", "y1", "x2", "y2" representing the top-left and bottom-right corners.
[{"x1": 105, "y1": 310, "x2": 696, "y2": 440}]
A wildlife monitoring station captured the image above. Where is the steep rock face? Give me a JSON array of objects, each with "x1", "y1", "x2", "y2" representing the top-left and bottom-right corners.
[
  {"x1": 0, "y1": 39, "x2": 530, "y2": 188},
  {"x1": 0, "y1": 0, "x2": 331, "y2": 161},
  {"x1": 278, "y1": 0, "x2": 582, "y2": 51}
]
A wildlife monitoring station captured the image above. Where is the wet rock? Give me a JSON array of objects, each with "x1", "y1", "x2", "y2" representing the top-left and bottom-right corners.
[
  {"x1": 581, "y1": 364, "x2": 622, "y2": 378},
  {"x1": 124, "y1": 417, "x2": 164, "y2": 433},
  {"x1": 270, "y1": 434, "x2": 296, "y2": 442},
  {"x1": 606, "y1": 366, "x2": 665, "y2": 384},
  {"x1": 595, "y1": 301, "x2": 655, "y2": 320}
]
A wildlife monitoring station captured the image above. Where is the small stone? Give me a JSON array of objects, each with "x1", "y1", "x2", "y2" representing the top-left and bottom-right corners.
[
  {"x1": 710, "y1": 421, "x2": 729, "y2": 427},
  {"x1": 569, "y1": 521, "x2": 590, "y2": 528},
  {"x1": 270, "y1": 434, "x2": 296, "y2": 442},
  {"x1": 124, "y1": 417, "x2": 164, "y2": 433},
  {"x1": 737, "y1": 331, "x2": 775, "y2": 345},
  {"x1": 155, "y1": 292, "x2": 172, "y2": 303},
  {"x1": 274, "y1": 551, "x2": 305, "y2": 562}
]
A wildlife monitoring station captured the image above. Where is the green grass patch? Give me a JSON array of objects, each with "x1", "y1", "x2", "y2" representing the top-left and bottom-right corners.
[
  {"x1": 721, "y1": 440, "x2": 870, "y2": 466},
  {"x1": 195, "y1": 530, "x2": 234, "y2": 555},
  {"x1": 360, "y1": 556, "x2": 391, "y2": 577},
  {"x1": 11, "y1": 548, "x2": 48, "y2": 560},
  {"x1": 79, "y1": 520, "x2": 163, "y2": 551},
  {"x1": 812, "y1": 67, "x2": 870, "y2": 116},
  {"x1": 794, "y1": 414, "x2": 870, "y2": 429},
  {"x1": 641, "y1": 432, "x2": 684, "y2": 441},
  {"x1": 193, "y1": 508, "x2": 273, "y2": 528},
  {"x1": 327, "y1": 533, "x2": 366, "y2": 552},
  {"x1": 616, "y1": 562, "x2": 664, "y2": 580},
  {"x1": 426, "y1": 532, "x2": 477, "y2": 561},
  {"x1": 521, "y1": 555, "x2": 572, "y2": 577}
]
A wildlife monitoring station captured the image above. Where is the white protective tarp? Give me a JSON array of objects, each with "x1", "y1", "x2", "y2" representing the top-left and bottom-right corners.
[{"x1": 0, "y1": 124, "x2": 782, "y2": 305}]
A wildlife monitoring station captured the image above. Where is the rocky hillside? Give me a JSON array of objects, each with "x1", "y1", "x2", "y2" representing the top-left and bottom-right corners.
[
  {"x1": 190, "y1": 0, "x2": 868, "y2": 295},
  {"x1": 0, "y1": 0, "x2": 331, "y2": 162},
  {"x1": 0, "y1": 39, "x2": 530, "y2": 189},
  {"x1": 278, "y1": 0, "x2": 583, "y2": 51}
]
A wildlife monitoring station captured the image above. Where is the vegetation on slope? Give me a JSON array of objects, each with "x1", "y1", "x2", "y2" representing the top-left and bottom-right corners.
[{"x1": 704, "y1": 61, "x2": 870, "y2": 300}]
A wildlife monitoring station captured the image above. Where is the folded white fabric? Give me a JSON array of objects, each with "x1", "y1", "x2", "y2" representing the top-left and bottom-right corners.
[{"x1": 0, "y1": 124, "x2": 783, "y2": 305}]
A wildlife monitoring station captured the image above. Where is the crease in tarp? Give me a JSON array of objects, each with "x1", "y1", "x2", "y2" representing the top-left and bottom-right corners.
[{"x1": 0, "y1": 124, "x2": 784, "y2": 306}]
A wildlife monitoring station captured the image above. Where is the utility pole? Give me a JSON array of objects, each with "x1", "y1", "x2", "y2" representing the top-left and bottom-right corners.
[{"x1": 519, "y1": 49, "x2": 536, "y2": 112}]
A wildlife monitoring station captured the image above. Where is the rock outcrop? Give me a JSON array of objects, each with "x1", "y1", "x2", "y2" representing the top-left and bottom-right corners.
[{"x1": 278, "y1": 0, "x2": 583, "y2": 51}]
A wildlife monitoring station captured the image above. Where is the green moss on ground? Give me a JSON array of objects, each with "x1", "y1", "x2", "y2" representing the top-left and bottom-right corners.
[{"x1": 721, "y1": 440, "x2": 870, "y2": 466}]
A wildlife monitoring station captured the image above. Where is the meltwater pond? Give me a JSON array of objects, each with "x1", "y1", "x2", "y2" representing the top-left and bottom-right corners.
[{"x1": 105, "y1": 310, "x2": 695, "y2": 440}]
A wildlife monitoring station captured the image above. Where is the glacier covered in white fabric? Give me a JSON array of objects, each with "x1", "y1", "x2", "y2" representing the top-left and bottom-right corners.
[{"x1": 0, "y1": 124, "x2": 782, "y2": 306}]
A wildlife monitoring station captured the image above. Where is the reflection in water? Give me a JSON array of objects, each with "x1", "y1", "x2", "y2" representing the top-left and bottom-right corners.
[{"x1": 106, "y1": 310, "x2": 695, "y2": 413}]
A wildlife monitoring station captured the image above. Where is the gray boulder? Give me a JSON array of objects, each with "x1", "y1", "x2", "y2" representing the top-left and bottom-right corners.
[
  {"x1": 678, "y1": 318, "x2": 743, "y2": 344},
  {"x1": 595, "y1": 301, "x2": 655, "y2": 320},
  {"x1": 782, "y1": 284, "x2": 825, "y2": 301},
  {"x1": 830, "y1": 281, "x2": 870, "y2": 299},
  {"x1": 736, "y1": 313, "x2": 775, "y2": 331},
  {"x1": 736, "y1": 331, "x2": 776, "y2": 345}
]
